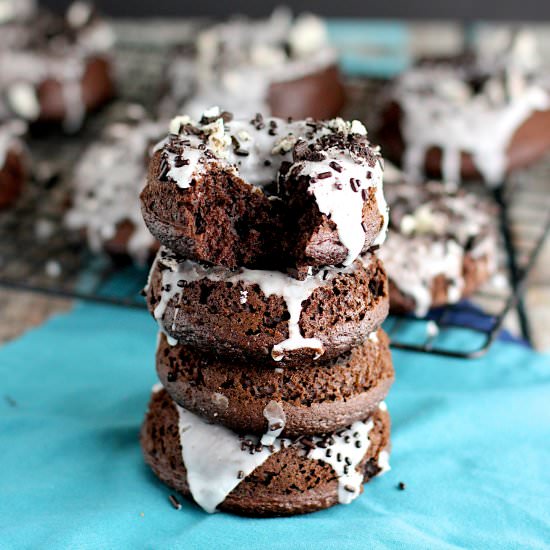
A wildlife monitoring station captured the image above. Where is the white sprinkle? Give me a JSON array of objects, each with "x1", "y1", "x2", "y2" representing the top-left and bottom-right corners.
[
  {"x1": 426, "y1": 321, "x2": 439, "y2": 338},
  {"x1": 35, "y1": 219, "x2": 55, "y2": 240},
  {"x1": 45, "y1": 260, "x2": 61, "y2": 278}
]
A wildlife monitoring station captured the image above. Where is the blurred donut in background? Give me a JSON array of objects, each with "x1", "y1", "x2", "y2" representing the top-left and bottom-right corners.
[
  {"x1": 379, "y1": 163, "x2": 499, "y2": 316},
  {"x1": 0, "y1": 0, "x2": 115, "y2": 132},
  {"x1": 377, "y1": 30, "x2": 550, "y2": 185},
  {"x1": 160, "y1": 9, "x2": 346, "y2": 121},
  {"x1": 65, "y1": 107, "x2": 164, "y2": 263}
]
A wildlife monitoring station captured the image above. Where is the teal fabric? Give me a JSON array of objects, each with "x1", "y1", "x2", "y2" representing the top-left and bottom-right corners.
[{"x1": 1, "y1": 302, "x2": 549, "y2": 549}]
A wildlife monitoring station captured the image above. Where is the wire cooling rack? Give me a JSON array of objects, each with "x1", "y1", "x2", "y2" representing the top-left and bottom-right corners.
[{"x1": 0, "y1": 28, "x2": 549, "y2": 358}]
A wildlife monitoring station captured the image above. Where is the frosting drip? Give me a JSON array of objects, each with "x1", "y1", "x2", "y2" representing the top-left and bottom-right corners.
[
  {"x1": 150, "y1": 246, "x2": 375, "y2": 360},
  {"x1": 156, "y1": 110, "x2": 387, "y2": 266},
  {"x1": 175, "y1": 401, "x2": 284, "y2": 514},
  {"x1": 308, "y1": 418, "x2": 375, "y2": 504},
  {"x1": 260, "y1": 401, "x2": 286, "y2": 446}
]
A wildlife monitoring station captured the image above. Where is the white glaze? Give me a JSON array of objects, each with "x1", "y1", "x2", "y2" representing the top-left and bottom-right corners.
[
  {"x1": 377, "y1": 450, "x2": 391, "y2": 475},
  {"x1": 175, "y1": 401, "x2": 284, "y2": 513},
  {"x1": 394, "y1": 32, "x2": 550, "y2": 185},
  {"x1": 260, "y1": 401, "x2": 286, "y2": 446},
  {"x1": 150, "y1": 246, "x2": 374, "y2": 360},
  {"x1": 157, "y1": 111, "x2": 387, "y2": 266},
  {"x1": 65, "y1": 119, "x2": 166, "y2": 263},
  {"x1": 308, "y1": 418, "x2": 375, "y2": 504}
]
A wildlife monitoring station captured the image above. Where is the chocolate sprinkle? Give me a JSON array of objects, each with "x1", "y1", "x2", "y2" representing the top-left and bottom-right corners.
[
  {"x1": 166, "y1": 371, "x2": 177, "y2": 383},
  {"x1": 397, "y1": 482, "x2": 406, "y2": 491},
  {"x1": 168, "y1": 494, "x2": 182, "y2": 510}
]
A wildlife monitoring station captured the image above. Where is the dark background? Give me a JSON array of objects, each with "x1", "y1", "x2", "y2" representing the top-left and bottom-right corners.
[{"x1": 42, "y1": 0, "x2": 550, "y2": 21}]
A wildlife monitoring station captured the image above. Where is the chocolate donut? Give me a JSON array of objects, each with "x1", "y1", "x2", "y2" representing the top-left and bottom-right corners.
[
  {"x1": 377, "y1": 31, "x2": 550, "y2": 184},
  {"x1": 65, "y1": 117, "x2": 165, "y2": 263},
  {"x1": 146, "y1": 246, "x2": 389, "y2": 366},
  {"x1": 0, "y1": 1, "x2": 115, "y2": 131},
  {"x1": 156, "y1": 329, "x2": 393, "y2": 438},
  {"x1": 379, "y1": 170, "x2": 499, "y2": 315},
  {"x1": 161, "y1": 10, "x2": 345, "y2": 121},
  {"x1": 141, "y1": 111, "x2": 388, "y2": 271},
  {"x1": 0, "y1": 120, "x2": 27, "y2": 209},
  {"x1": 141, "y1": 387, "x2": 391, "y2": 516}
]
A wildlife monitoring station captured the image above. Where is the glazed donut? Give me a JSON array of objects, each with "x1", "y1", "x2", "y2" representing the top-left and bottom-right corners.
[
  {"x1": 65, "y1": 116, "x2": 165, "y2": 263},
  {"x1": 141, "y1": 387, "x2": 391, "y2": 516},
  {"x1": 145, "y1": 246, "x2": 389, "y2": 366},
  {"x1": 161, "y1": 9, "x2": 345, "y2": 121},
  {"x1": 379, "y1": 167, "x2": 499, "y2": 315},
  {"x1": 156, "y1": 329, "x2": 393, "y2": 438},
  {"x1": 377, "y1": 31, "x2": 550, "y2": 184},
  {"x1": 0, "y1": 119, "x2": 27, "y2": 209},
  {"x1": 141, "y1": 109, "x2": 388, "y2": 272},
  {"x1": 0, "y1": 1, "x2": 115, "y2": 131}
]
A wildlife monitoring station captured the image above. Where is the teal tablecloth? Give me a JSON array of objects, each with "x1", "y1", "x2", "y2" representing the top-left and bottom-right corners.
[{"x1": 1, "y1": 302, "x2": 549, "y2": 549}]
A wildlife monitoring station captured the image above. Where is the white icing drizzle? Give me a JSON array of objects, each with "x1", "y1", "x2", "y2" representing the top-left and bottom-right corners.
[
  {"x1": 260, "y1": 401, "x2": 286, "y2": 446},
  {"x1": 377, "y1": 450, "x2": 391, "y2": 475},
  {"x1": 394, "y1": 32, "x2": 550, "y2": 185},
  {"x1": 65, "y1": 119, "x2": 166, "y2": 263},
  {"x1": 152, "y1": 382, "x2": 163, "y2": 394},
  {"x1": 308, "y1": 418, "x2": 375, "y2": 504},
  {"x1": 163, "y1": 9, "x2": 337, "y2": 120},
  {"x1": 150, "y1": 246, "x2": 373, "y2": 360},
  {"x1": 380, "y1": 178, "x2": 498, "y2": 315},
  {"x1": 165, "y1": 392, "x2": 385, "y2": 512},
  {"x1": 175, "y1": 401, "x2": 284, "y2": 514},
  {"x1": 297, "y1": 152, "x2": 384, "y2": 264},
  {"x1": 157, "y1": 111, "x2": 387, "y2": 266}
]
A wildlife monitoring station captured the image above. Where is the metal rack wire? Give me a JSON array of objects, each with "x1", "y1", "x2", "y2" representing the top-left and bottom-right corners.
[{"x1": 0, "y1": 29, "x2": 548, "y2": 358}]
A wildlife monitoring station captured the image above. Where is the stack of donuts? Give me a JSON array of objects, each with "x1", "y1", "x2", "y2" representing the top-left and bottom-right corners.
[{"x1": 139, "y1": 108, "x2": 394, "y2": 516}]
